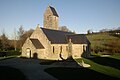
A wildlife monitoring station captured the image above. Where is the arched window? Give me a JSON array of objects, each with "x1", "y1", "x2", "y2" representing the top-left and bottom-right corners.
[
  {"x1": 60, "y1": 46, "x2": 62, "y2": 53},
  {"x1": 53, "y1": 46, "x2": 55, "y2": 53},
  {"x1": 83, "y1": 45, "x2": 86, "y2": 52}
]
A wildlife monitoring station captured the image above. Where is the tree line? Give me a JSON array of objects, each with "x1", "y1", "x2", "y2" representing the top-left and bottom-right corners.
[{"x1": 0, "y1": 26, "x2": 34, "y2": 51}]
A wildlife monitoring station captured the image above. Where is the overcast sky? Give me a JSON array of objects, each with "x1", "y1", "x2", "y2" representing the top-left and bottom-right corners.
[{"x1": 0, "y1": 0, "x2": 120, "y2": 39}]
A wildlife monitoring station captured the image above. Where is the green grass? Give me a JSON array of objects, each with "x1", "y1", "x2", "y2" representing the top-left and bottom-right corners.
[
  {"x1": 86, "y1": 33, "x2": 120, "y2": 49},
  {"x1": 76, "y1": 57, "x2": 120, "y2": 78},
  {"x1": 0, "y1": 55, "x2": 18, "y2": 60},
  {"x1": 45, "y1": 55, "x2": 120, "y2": 80},
  {"x1": 0, "y1": 50, "x2": 21, "y2": 56},
  {"x1": 45, "y1": 67, "x2": 119, "y2": 80},
  {"x1": 0, "y1": 50, "x2": 21, "y2": 60},
  {"x1": 109, "y1": 54, "x2": 120, "y2": 60},
  {"x1": 0, "y1": 66, "x2": 27, "y2": 80}
]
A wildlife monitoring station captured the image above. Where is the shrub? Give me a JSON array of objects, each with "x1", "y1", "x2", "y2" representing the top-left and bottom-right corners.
[
  {"x1": 94, "y1": 49, "x2": 99, "y2": 54},
  {"x1": 94, "y1": 46, "x2": 100, "y2": 54},
  {"x1": 0, "y1": 50, "x2": 21, "y2": 57}
]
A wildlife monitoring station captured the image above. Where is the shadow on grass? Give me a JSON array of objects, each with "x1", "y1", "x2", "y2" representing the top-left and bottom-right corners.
[
  {"x1": 44, "y1": 67, "x2": 119, "y2": 80},
  {"x1": 88, "y1": 56, "x2": 120, "y2": 70},
  {"x1": 0, "y1": 66, "x2": 28, "y2": 80}
]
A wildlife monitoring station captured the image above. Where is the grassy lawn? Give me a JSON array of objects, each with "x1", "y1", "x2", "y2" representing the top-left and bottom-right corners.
[
  {"x1": 0, "y1": 66, "x2": 27, "y2": 80},
  {"x1": 77, "y1": 57, "x2": 120, "y2": 78},
  {"x1": 44, "y1": 55, "x2": 120, "y2": 80},
  {"x1": 0, "y1": 50, "x2": 21, "y2": 60},
  {"x1": 45, "y1": 67, "x2": 119, "y2": 80},
  {"x1": 109, "y1": 54, "x2": 120, "y2": 60},
  {"x1": 0, "y1": 55, "x2": 18, "y2": 61}
]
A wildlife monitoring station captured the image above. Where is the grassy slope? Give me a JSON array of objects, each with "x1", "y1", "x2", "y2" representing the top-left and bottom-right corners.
[
  {"x1": 86, "y1": 33, "x2": 120, "y2": 50},
  {"x1": 76, "y1": 57, "x2": 120, "y2": 78},
  {"x1": 81, "y1": 33, "x2": 120, "y2": 78},
  {"x1": 110, "y1": 55, "x2": 120, "y2": 60}
]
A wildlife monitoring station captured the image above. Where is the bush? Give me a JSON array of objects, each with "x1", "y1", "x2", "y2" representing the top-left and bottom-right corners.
[
  {"x1": 0, "y1": 51, "x2": 7, "y2": 57},
  {"x1": 94, "y1": 46, "x2": 100, "y2": 54},
  {"x1": 94, "y1": 49, "x2": 99, "y2": 54},
  {"x1": 0, "y1": 50, "x2": 21, "y2": 57},
  {"x1": 7, "y1": 50, "x2": 21, "y2": 56}
]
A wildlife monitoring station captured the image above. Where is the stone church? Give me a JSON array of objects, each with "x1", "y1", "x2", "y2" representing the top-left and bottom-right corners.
[{"x1": 22, "y1": 6, "x2": 90, "y2": 60}]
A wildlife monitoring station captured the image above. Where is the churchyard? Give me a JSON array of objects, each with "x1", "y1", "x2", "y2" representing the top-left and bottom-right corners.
[{"x1": 0, "y1": 54, "x2": 120, "y2": 80}]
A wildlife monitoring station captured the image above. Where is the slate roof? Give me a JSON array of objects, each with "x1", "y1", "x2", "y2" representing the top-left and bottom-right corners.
[
  {"x1": 30, "y1": 39, "x2": 44, "y2": 49},
  {"x1": 49, "y1": 6, "x2": 59, "y2": 17},
  {"x1": 66, "y1": 34, "x2": 90, "y2": 44},
  {"x1": 41, "y1": 28, "x2": 90, "y2": 44},
  {"x1": 42, "y1": 28, "x2": 72, "y2": 44}
]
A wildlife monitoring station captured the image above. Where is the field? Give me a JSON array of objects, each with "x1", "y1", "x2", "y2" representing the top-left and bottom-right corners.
[{"x1": 86, "y1": 32, "x2": 120, "y2": 54}]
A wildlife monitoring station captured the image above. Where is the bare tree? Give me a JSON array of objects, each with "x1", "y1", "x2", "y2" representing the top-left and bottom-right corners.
[
  {"x1": 0, "y1": 38, "x2": 2, "y2": 50},
  {"x1": 59, "y1": 26, "x2": 71, "y2": 32},
  {"x1": 20, "y1": 29, "x2": 34, "y2": 44},
  {"x1": 17, "y1": 26, "x2": 34, "y2": 49},
  {"x1": 87, "y1": 29, "x2": 93, "y2": 34},
  {"x1": 17, "y1": 25, "x2": 25, "y2": 49},
  {"x1": 14, "y1": 28, "x2": 17, "y2": 51},
  {"x1": 72, "y1": 31, "x2": 76, "y2": 34},
  {"x1": 17, "y1": 25, "x2": 25, "y2": 39}
]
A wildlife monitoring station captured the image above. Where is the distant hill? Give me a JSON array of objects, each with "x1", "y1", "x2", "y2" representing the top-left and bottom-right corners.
[{"x1": 86, "y1": 31, "x2": 120, "y2": 54}]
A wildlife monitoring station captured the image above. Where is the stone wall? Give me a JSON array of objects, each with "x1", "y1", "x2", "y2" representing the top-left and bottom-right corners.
[
  {"x1": 72, "y1": 44, "x2": 87, "y2": 59},
  {"x1": 51, "y1": 16, "x2": 58, "y2": 30},
  {"x1": 50, "y1": 44, "x2": 68, "y2": 60},
  {"x1": 49, "y1": 44, "x2": 88, "y2": 60},
  {"x1": 36, "y1": 49, "x2": 45, "y2": 59},
  {"x1": 22, "y1": 38, "x2": 36, "y2": 58}
]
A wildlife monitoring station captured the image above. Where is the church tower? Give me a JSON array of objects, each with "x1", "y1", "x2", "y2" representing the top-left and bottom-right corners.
[{"x1": 44, "y1": 5, "x2": 59, "y2": 30}]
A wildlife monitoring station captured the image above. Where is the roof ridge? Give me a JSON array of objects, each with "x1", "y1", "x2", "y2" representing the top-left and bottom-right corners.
[{"x1": 41, "y1": 27, "x2": 73, "y2": 33}]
